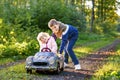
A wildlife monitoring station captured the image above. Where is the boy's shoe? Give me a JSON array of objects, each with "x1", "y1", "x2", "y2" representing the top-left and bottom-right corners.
[
  {"x1": 75, "y1": 64, "x2": 81, "y2": 71},
  {"x1": 64, "y1": 62, "x2": 69, "y2": 68}
]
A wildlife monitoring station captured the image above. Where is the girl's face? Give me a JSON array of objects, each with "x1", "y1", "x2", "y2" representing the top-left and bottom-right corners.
[
  {"x1": 40, "y1": 37, "x2": 47, "y2": 44},
  {"x1": 50, "y1": 24, "x2": 59, "y2": 34}
]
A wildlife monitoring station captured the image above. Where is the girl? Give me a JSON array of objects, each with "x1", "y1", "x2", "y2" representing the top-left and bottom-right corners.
[
  {"x1": 37, "y1": 32, "x2": 57, "y2": 53},
  {"x1": 48, "y1": 19, "x2": 81, "y2": 70}
]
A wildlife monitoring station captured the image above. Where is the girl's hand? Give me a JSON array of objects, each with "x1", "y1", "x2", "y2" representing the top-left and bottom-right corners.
[
  {"x1": 57, "y1": 53, "x2": 63, "y2": 59},
  {"x1": 57, "y1": 53, "x2": 61, "y2": 57}
]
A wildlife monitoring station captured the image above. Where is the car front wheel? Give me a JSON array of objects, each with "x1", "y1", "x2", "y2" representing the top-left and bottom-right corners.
[
  {"x1": 60, "y1": 67, "x2": 64, "y2": 71},
  {"x1": 26, "y1": 69, "x2": 32, "y2": 74},
  {"x1": 55, "y1": 63, "x2": 61, "y2": 74}
]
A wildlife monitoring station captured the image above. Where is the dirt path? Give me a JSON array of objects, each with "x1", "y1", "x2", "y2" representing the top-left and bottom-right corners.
[
  {"x1": 38, "y1": 39, "x2": 119, "y2": 80},
  {"x1": 0, "y1": 39, "x2": 120, "y2": 80}
]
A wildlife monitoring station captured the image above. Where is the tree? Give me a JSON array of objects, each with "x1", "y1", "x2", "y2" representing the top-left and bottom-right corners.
[{"x1": 90, "y1": 0, "x2": 95, "y2": 32}]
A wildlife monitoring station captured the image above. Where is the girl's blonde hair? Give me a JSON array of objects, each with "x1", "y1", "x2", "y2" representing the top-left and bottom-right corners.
[
  {"x1": 48, "y1": 19, "x2": 67, "y2": 38},
  {"x1": 37, "y1": 32, "x2": 50, "y2": 42}
]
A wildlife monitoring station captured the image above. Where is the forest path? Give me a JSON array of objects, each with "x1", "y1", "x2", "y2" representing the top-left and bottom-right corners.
[{"x1": 0, "y1": 39, "x2": 120, "y2": 80}]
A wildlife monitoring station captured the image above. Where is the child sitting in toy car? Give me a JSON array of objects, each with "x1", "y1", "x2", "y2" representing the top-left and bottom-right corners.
[{"x1": 37, "y1": 32, "x2": 58, "y2": 53}]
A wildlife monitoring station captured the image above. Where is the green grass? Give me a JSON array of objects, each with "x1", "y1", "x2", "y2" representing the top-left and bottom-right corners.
[
  {"x1": 91, "y1": 44, "x2": 120, "y2": 80},
  {"x1": 0, "y1": 63, "x2": 48, "y2": 80},
  {"x1": 0, "y1": 55, "x2": 27, "y2": 66},
  {"x1": 0, "y1": 33, "x2": 115, "y2": 66},
  {"x1": 0, "y1": 32, "x2": 118, "y2": 79},
  {"x1": 74, "y1": 35, "x2": 115, "y2": 58},
  {"x1": 0, "y1": 58, "x2": 14, "y2": 65}
]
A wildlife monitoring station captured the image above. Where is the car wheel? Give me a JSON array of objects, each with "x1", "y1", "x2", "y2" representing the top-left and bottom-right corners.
[
  {"x1": 60, "y1": 63, "x2": 64, "y2": 71},
  {"x1": 36, "y1": 70, "x2": 40, "y2": 73},
  {"x1": 60, "y1": 67, "x2": 64, "y2": 71},
  {"x1": 26, "y1": 69, "x2": 32, "y2": 74},
  {"x1": 55, "y1": 63, "x2": 60, "y2": 74}
]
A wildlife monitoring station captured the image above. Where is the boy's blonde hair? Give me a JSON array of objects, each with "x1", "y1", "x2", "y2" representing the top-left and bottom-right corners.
[
  {"x1": 37, "y1": 32, "x2": 50, "y2": 42},
  {"x1": 48, "y1": 19, "x2": 66, "y2": 38}
]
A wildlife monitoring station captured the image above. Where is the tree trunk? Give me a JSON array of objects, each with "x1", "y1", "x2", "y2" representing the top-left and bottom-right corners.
[
  {"x1": 90, "y1": 0, "x2": 95, "y2": 32},
  {"x1": 71, "y1": 0, "x2": 75, "y2": 5},
  {"x1": 65, "y1": 0, "x2": 68, "y2": 5}
]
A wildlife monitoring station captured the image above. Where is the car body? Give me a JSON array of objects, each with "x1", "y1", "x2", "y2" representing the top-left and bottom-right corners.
[{"x1": 25, "y1": 52, "x2": 64, "y2": 74}]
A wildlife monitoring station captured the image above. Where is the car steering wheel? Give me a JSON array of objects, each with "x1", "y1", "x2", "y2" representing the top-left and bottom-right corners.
[{"x1": 41, "y1": 48, "x2": 51, "y2": 52}]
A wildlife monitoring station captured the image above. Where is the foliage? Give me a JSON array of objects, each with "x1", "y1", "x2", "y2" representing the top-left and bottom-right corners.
[
  {"x1": 0, "y1": 0, "x2": 86, "y2": 59},
  {"x1": 117, "y1": 23, "x2": 120, "y2": 32},
  {"x1": 74, "y1": 32, "x2": 115, "y2": 58},
  {"x1": 92, "y1": 45, "x2": 120, "y2": 80},
  {"x1": 0, "y1": 23, "x2": 39, "y2": 58},
  {"x1": 0, "y1": 63, "x2": 47, "y2": 80},
  {"x1": 0, "y1": 0, "x2": 86, "y2": 31},
  {"x1": 92, "y1": 63, "x2": 120, "y2": 80},
  {"x1": 78, "y1": 32, "x2": 102, "y2": 41},
  {"x1": 95, "y1": 0, "x2": 117, "y2": 22},
  {"x1": 0, "y1": 29, "x2": 119, "y2": 79},
  {"x1": 29, "y1": 0, "x2": 86, "y2": 31},
  {"x1": 0, "y1": 0, "x2": 120, "y2": 79},
  {"x1": 93, "y1": 20, "x2": 117, "y2": 34},
  {"x1": 0, "y1": 58, "x2": 14, "y2": 65}
]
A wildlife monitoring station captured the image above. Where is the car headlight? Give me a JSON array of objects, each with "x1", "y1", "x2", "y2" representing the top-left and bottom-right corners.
[
  {"x1": 27, "y1": 61, "x2": 32, "y2": 64},
  {"x1": 49, "y1": 57, "x2": 55, "y2": 65},
  {"x1": 26, "y1": 61, "x2": 32, "y2": 66},
  {"x1": 26, "y1": 58, "x2": 32, "y2": 65}
]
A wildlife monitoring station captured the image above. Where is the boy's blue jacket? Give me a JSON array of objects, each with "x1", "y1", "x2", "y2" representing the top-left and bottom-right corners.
[{"x1": 59, "y1": 25, "x2": 78, "y2": 54}]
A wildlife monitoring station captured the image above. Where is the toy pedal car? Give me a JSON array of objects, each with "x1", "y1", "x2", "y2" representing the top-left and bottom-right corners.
[{"x1": 25, "y1": 48, "x2": 64, "y2": 74}]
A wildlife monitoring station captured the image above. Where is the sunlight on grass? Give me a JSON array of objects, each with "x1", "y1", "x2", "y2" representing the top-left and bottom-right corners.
[
  {"x1": 116, "y1": 45, "x2": 120, "y2": 54},
  {"x1": 74, "y1": 47, "x2": 91, "y2": 58},
  {"x1": 74, "y1": 47, "x2": 91, "y2": 53},
  {"x1": 92, "y1": 63, "x2": 120, "y2": 80},
  {"x1": 74, "y1": 39, "x2": 114, "y2": 58},
  {"x1": 92, "y1": 44, "x2": 120, "y2": 80},
  {"x1": 87, "y1": 40, "x2": 114, "y2": 51},
  {"x1": 111, "y1": 31, "x2": 120, "y2": 38}
]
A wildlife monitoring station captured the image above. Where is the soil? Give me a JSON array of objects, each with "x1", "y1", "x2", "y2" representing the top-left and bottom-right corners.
[{"x1": 0, "y1": 39, "x2": 120, "y2": 80}]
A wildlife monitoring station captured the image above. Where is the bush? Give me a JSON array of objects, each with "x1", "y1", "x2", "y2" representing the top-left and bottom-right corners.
[
  {"x1": 117, "y1": 23, "x2": 120, "y2": 32},
  {"x1": 0, "y1": 23, "x2": 40, "y2": 58},
  {"x1": 93, "y1": 20, "x2": 117, "y2": 34},
  {"x1": 0, "y1": 41, "x2": 39, "y2": 58},
  {"x1": 78, "y1": 32, "x2": 103, "y2": 41},
  {"x1": 0, "y1": 0, "x2": 86, "y2": 31},
  {"x1": 94, "y1": 70, "x2": 120, "y2": 80},
  {"x1": 0, "y1": 0, "x2": 87, "y2": 58}
]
